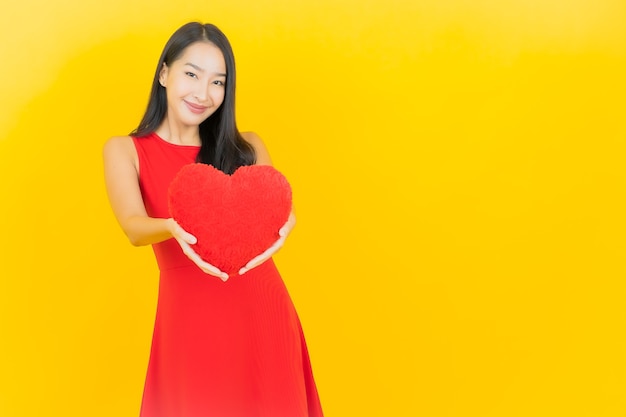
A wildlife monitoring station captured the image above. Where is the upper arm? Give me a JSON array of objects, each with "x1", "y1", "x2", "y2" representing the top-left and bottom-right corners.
[
  {"x1": 242, "y1": 131, "x2": 273, "y2": 166},
  {"x1": 103, "y1": 136, "x2": 148, "y2": 229}
]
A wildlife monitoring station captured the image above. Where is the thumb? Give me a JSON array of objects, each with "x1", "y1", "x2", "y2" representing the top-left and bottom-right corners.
[{"x1": 169, "y1": 218, "x2": 197, "y2": 244}]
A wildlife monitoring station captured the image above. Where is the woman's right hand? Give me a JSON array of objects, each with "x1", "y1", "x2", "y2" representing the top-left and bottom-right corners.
[{"x1": 167, "y1": 218, "x2": 229, "y2": 282}]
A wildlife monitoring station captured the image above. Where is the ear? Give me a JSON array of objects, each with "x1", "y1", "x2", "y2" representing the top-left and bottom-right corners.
[{"x1": 159, "y1": 63, "x2": 169, "y2": 87}]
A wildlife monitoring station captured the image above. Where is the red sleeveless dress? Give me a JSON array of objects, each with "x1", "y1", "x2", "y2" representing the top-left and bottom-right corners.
[{"x1": 133, "y1": 133, "x2": 323, "y2": 417}]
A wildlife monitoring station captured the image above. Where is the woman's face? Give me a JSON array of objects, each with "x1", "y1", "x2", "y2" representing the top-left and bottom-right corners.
[{"x1": 159, "y1": 41, "x2": 227, "y2": 127}]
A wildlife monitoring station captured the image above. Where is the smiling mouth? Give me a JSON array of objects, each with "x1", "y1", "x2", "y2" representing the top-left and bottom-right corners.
[{"x1": 184, "y1": 101, "x2": 208, "y2": 114}]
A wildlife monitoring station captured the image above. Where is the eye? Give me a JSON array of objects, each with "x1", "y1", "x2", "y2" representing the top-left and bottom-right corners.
[
  {"x1": 185, "y1": 71, "x2": 198, "y2": 79},
  {"x1": 213, "y1": 80, "x2": 225, "y2": 86}
]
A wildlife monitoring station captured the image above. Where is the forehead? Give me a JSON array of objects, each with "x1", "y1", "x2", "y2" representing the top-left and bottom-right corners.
[{"x1": 176, "y1": 42, "x2": 226, "y2": 73}]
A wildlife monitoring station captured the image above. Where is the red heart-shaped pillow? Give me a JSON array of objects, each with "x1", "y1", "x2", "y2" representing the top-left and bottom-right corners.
[{"x1": 168, "y1": 163, "x2": 292, "y2": 275}]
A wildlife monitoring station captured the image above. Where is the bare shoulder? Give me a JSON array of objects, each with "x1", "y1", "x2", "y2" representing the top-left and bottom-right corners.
[
  {"x1": 241, "y1": 131, "x2": 273, "y2": 166},
  {"x1": 103, "y1": 135, "x2": 137, "y2": 160},
  {"x1": 240, "y1": 131, "x2": 265, "y2": 150},
  {"x1": 103, "y1": 135, "x2": 138, "y2": 170},
  {"x1": 104, "y1": 135, "x2": 134, "y2": 154}
]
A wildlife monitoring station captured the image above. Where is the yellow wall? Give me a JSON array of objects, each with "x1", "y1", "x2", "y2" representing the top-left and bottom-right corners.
[{"x1": 1, "y1": 0, "x2": 625, "y2": 416}]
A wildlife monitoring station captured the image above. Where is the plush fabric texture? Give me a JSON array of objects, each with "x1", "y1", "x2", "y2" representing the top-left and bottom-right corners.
[{"x1": 168, "y1": 163, "x2": 292, "y2": 275}]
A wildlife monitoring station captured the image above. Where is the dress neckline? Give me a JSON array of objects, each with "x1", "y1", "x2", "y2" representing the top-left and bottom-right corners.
[{"x1": 151, "y1": 132, "x2": 201, "y2": 149}]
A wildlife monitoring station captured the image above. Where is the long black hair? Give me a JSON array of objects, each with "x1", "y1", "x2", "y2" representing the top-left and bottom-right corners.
[{"x1": 130, "y1": 22, "x2": 255, "y2": 174}]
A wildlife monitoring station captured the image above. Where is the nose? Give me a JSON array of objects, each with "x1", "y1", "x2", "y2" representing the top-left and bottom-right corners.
[{"x1": 193, "y1": 82, "x2": 212, "y2": 103}]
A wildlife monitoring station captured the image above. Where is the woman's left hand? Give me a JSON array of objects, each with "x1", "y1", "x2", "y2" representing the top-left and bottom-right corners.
[{"x1": 239, "y1": 211, "x2": 296, "y2": 275}]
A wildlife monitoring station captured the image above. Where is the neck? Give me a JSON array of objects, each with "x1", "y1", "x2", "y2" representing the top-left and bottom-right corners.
[{"x1": 156, "y1": 117, "x2": 201, "y2": 146}]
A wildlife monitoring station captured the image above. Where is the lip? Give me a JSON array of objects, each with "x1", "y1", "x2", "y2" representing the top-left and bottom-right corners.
[{"x1": 184, "y1": 100, "x2": 209, "y2": 114}]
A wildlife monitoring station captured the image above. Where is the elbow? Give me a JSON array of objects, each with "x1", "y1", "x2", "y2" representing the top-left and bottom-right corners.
[{"x1": 127, "y1": 233, "x2": 147, "y2": 247}]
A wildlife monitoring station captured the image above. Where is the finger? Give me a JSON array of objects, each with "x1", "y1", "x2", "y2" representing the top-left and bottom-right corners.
[
  {"x1": 239, "y1": 254, "x2": 266, "y2": 275},
  {"x1": 177, "y1": 238, "x2": 228, "y2": 280},
  {"x1": 239, "y1": 236, "x2": 285, "y2": 275},
  {"x1": 196, "y1": 258, "x2": 229, "y2": 281},
  {"x1": 199, "y1": 265, "x2": 229, "y2": 281},
  {"x1": 247, "y1": 240, "x2": 281, "y2": 267},
  {"x1": 169, "y1": 218, "x2": 198, "y2": 244},
  {"x1": 198, "y1": 261, "x2": 228, "y2": 279},
  {"x1": 182, "y1": 231, "x2": 198, "y2": 245},
  {"x1": 176, "y1": 225, "x2": 198, "y2": 244}
]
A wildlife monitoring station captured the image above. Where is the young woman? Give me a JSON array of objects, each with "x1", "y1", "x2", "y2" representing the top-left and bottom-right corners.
[{"x1": 103, "y1": 22, "x2": 323, "y2": 417}]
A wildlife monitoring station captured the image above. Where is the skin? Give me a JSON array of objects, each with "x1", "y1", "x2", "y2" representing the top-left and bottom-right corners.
[{"x1": 103, "y1": 41, "x2": 295, "y2": 281}]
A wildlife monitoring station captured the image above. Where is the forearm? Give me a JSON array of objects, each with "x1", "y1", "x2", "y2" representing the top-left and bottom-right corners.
[{"x1": 120, "y1": 216, "x2": 175, "y2": 247}]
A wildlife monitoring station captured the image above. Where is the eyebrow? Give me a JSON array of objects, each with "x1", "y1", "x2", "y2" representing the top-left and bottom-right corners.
[{"x1": 184, "y1": 62, "x2": 227, "y2": 77}]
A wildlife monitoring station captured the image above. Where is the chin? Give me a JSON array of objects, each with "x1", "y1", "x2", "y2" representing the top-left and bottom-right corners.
[
  {"x1": 196, "y1": 111, "x2": 218, "y2": 124},
  {"x1": 179, "y1": 114, "x2": 210, "y2": 127}
]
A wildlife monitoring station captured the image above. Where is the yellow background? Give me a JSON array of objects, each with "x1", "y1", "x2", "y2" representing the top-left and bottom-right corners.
[{"x1": 1, "y1": 0, "x2": 625, "y2": 416}]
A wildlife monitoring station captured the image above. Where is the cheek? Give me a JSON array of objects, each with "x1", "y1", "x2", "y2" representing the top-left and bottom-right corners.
[
  {"x1": 166, "y1": 81, "x2": 185, "y2": 101},
  {"x1": 213, "y1": 89, "x2": 226, "y2": 105}
]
